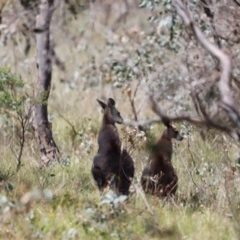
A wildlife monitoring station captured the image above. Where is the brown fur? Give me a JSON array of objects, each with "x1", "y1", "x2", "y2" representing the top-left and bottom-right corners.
[
  {"x1": 91, "y1": 98, "x2": 134, "y2": 195},
  {"x1": 141, "y1": 123, "x2": 183, "y2": 198}
]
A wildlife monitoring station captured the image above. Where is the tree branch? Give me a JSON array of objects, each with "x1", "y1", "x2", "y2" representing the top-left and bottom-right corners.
[
  {"x1": 124, "y1": 96, "x2": 240, "y2": 141},
  {"x1": 172, "y1": 0, "x2": 240, "y2": 128},
  {"x1": 200, "y1": 0, "x2": 221, "y2": 48},
  {"x1": 232, "y1": 0, "x2": 240, "y2": 7}
]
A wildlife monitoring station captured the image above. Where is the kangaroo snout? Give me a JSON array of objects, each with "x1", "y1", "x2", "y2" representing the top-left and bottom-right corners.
[{"x1": 176, "y1": 133, "x2": 184, "y2": 141}]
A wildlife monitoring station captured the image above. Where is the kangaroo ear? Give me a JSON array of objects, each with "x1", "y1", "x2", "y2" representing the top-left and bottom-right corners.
[
  {"x1": 97, "y1": 99, "x2": 107, "y2": 109},
  {"x1": 162, "y1": 117, "x2": 170, "y2": 128},
  {"x1": 107, "y1": 98, "x2": 115, "y2": 107}
]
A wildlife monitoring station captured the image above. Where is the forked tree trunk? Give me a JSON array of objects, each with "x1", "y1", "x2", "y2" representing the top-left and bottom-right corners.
[{"x1": 33, "y1": 0, "x2": 59, "y2": 167}]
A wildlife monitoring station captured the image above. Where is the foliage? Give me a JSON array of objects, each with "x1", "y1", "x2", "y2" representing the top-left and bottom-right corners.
[
  {"x1": 0, "y1": 68, "x2": 25, "y2": 112},
  {"x1": 0, "y1": 67, "x2": 32, "y2": 170}
]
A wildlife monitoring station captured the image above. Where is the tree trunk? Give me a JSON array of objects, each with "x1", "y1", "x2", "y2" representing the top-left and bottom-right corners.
[
  {"x1": 33, "y1": 0, "x2": 59, "y2": 167},
  {"x1": 0, "y1": 1, "x2": 7, "y2": 32}
]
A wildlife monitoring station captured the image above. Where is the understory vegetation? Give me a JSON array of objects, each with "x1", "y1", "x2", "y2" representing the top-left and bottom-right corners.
[
  {"x1": 0, "y1": 95, "x2": 239, "y2": 239},
  {"x1": 0, "y1": 0, "x2": 240, "y2": 239}
]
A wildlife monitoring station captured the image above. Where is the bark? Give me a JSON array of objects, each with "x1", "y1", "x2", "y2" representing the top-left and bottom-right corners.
[{"x1": 33, "y1": 0, "x2": 59, "y2": 167}]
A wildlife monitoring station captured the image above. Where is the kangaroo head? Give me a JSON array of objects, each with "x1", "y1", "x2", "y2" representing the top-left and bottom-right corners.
[
  {"x1": 97, "y1": 98, "x2": 123, "y2": 124},
  {"x1": 164, "y1": 121, "x2": 183, "y2": 141}
]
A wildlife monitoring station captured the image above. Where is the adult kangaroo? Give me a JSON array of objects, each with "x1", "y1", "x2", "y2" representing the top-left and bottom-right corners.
[
  {"x1": 92, "y1": 98, "x2": 134, "y2": 195},
  {"x1": 141, "y1": 121, "x2": 183, "y2": 198}
]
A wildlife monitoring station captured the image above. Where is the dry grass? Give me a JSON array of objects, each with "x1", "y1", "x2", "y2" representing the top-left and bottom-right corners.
[{"x1": 0, "y1": 105, "x2": 239, "y2": 239}]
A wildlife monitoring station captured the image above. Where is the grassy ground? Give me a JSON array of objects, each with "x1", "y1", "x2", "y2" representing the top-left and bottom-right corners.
[
  {"x1": 0, "y1": 2, "x2": 240, "y2": 239},
  {"x1": 0, "y1": 100, "x2": 239, "y2": 239}
]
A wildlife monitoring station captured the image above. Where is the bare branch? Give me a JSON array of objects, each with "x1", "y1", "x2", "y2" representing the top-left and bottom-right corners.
[
  {"x1": 125, "y1": 96, "x2": 240, "y2": 141},
  {"x1": 127, "y1": 79, "x2": 141, "y2": 123},
  {"x1": 112, "y1": 0, "x2": 130, "y2": 32},
  {"x1": 200, "y1": 0, "x2": 221, "y2": 48},
  {"x1": 232, "y1": 0, "x2": 240, "y2": 7},
  {"x1": 172, "y1": 0, "x2": 240, "y2": 128},
  {"x1": 16, "y1": 112, "x2": 25, "y2": 172}
]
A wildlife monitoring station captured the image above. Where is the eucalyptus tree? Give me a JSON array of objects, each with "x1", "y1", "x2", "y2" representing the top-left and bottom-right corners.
[{"x1": 33, "y1": 0, "x2": 59, "y2": 166}]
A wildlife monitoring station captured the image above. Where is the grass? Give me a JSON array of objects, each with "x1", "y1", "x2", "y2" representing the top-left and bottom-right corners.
[
  {"x1": 0, "y1": 116, "x2": 239, "y2": 239},
  {"x1": 0, "y1": 2, "x2": 240, "y2": 239}
]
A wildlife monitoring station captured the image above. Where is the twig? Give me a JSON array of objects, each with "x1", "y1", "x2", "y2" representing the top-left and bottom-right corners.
[
  {"x1": 127, "y1": 79, "x2": 141, "y2": 123},
  {"x1": 131, "y1": 181, "x2": 155, "y2": 217},
  {"x1": 16, "y1": 112, "x2": 25, "y2": 172},
  {"x1": 184, "y1": 138, "x2": 205, "y2": 192},
  {"x1": 224, "y1": 175, "x2": 240, "y2": 235},
  {"x1": 57, "y1": 110, "x2": 77, "y2": 137}
]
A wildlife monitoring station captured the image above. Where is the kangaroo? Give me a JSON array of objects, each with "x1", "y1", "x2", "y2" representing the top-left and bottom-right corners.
[
  {"x1": 91, "y1": 98, "x2": 134, "y2": 195},
  {"x1": 141, "y1": 121, "x2": 183, "y2": 198}
]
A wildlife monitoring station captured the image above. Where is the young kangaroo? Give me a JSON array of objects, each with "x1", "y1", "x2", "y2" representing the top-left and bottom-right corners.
[
  {"x1": 141, "y1": 121, "x2": 183, "y2": 198},
  {"x1": 91, "y1": 98, "x2": 134, "y2": 195}
]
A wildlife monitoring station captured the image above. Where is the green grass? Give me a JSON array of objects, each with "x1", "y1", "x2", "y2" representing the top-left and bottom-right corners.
[{"x1": 0, "y1": 121, "x2": 239, "y2": 239}]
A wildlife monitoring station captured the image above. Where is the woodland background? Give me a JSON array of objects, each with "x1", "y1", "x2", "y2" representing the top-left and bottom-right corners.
[{"x1": 0, "y1": 0, "x2": 240, "y2": 239}]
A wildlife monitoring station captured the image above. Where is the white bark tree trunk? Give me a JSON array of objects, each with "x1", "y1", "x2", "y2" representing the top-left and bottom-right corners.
[{"x1": 33, "y1": 0, "x2": 59, "y2": 167}]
